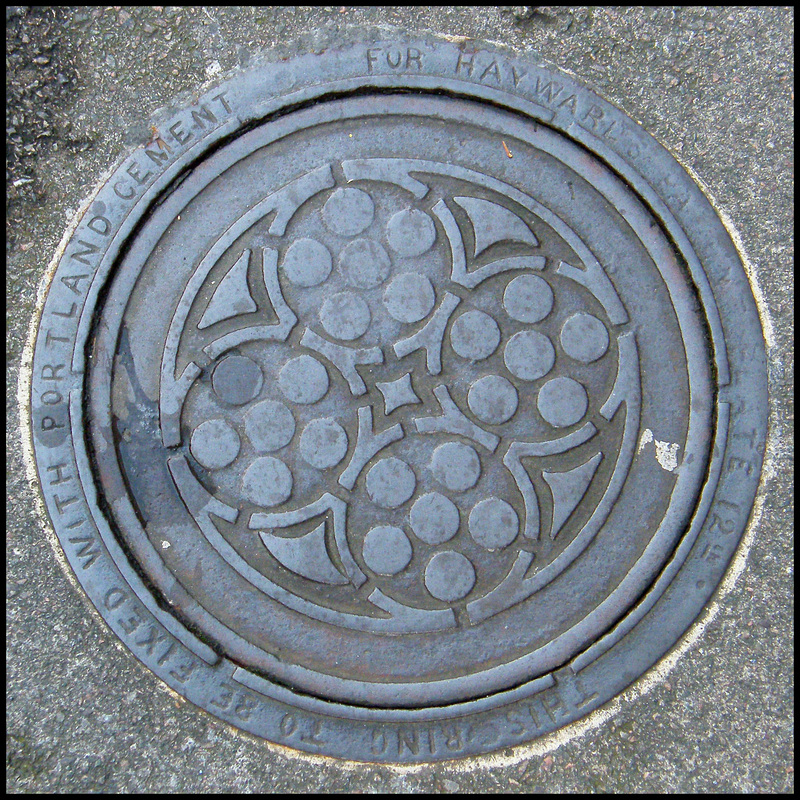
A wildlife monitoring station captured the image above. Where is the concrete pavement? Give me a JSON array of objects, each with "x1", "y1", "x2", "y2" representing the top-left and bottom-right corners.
[{"x1": 7, "y1": 7, "x2": 793, "y2": 792}]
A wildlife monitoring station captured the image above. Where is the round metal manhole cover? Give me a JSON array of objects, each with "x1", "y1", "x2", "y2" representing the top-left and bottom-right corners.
[{"x1": 28, "y1": 40, "x2": 768, "y2": 762}]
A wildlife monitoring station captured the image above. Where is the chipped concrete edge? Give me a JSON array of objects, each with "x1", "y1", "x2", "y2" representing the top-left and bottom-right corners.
[{"x1": 14, "y1": 43, "x2": 782, "y2": 775}]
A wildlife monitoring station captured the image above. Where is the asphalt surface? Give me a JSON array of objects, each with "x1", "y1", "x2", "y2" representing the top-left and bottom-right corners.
[{"x1": 7, "y1": 6, "x2": 794, "y2": 793}]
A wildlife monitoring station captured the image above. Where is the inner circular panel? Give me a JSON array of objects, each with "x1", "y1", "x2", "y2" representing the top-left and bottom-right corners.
[{"x1": 87, "y1": 93, "x2": 713, "y2": 707}]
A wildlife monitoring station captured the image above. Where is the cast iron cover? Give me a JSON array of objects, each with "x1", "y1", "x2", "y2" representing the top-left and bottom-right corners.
[{"x1": 27, "y1": 39, "x2": 768, "y2": 762}]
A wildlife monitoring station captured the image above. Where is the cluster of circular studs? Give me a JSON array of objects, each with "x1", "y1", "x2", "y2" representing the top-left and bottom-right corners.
[{"x1": 185, "y1": 178, "x2": 616, "y2": 610}]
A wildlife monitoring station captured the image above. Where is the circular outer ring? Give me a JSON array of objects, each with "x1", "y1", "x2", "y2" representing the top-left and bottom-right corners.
[{"x1": 28, "y1": 38, "x2": 768, "y2": 763}]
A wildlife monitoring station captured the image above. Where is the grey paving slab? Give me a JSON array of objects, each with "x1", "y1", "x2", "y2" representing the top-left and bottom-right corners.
[{"x1": 7, "y1": 6, "x2": 793, "y2": 792}]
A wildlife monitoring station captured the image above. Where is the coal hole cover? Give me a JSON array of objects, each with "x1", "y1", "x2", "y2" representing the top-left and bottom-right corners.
[{"x1": 28, "y1": 39, "x2": 768, "y2": 763}]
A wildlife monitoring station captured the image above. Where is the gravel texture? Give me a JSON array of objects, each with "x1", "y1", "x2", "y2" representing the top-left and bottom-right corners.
[{"x1": 7, "y1": 6, "x2": 793, "y2": 793}]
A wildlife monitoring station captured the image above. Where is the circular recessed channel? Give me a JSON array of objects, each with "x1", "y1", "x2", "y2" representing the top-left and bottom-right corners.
[{"x1": 30, "y1": 40, "x2": 768, "y2": 764}]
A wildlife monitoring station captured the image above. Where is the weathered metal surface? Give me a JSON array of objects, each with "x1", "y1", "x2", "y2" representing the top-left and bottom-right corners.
[{"x1": 29, "y1": 39, "x2": 768, "y2": 763}]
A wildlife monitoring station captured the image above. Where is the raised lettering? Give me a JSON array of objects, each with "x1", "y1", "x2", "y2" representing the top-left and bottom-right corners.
[
  {"x1": 213, "y1": 92, "x2": 232, "y2": 114},
  {"x1": 534, "y1": 76, "x2": 563, "y2": 103},
  {"x1": 104, "y1": 587, "x2": 127, "y2": 610},
  {"x1": 114, "y1": 181, "x2": 135, "y2": 199},
  {"x1": 279, "y1": 713, "x2": 297, "y2": 736},
  {"x1": 397, "y1": 728, "x2": 419, "y2": 755},
  {"x1": 118, "y1": 608, "x2": 144, "y2": 635},
  {"x1": 557, "y1": 94, "x2": 578, "y2": 113},
  {"x1": 708, "y1": 511, "x2": 736, "y2": 536},
  {"x1": 169, "y1": 120, "x2": 192, "y2": 145},
  {"x1": 732, "y1": 427, "x2": 759, "y2": 449},
  {"x1": 126, "y1": 162, "x2": 152, "y2": 186},
  {"x1": 717, "y1": 497, "x2": 740, "y2": 511},
  {"x1": 727, "y1": 455, "x2": 754, "y2": 475},
  {"x1": 479, "y1": 60, "x2": 501, "y2": 83},
  {"x1": 53, "y1": 494, "x2": 78, "y2": 514},
  {"x1": 406, "y1": 47, "x2": 422, "y2": 70},
  {"x1": 211, "y1": 683, "x2": 235, "y2": 711},
  {"x1": 70, "y1": 240, "x2": 100, "y2": 266},
  {"x1": 524, "y1": 701, "x2": 542, "y2": 728},
  {"x1": 572, "y1": 676, "x2": 599, "y2": 709},
  {"x1": 366, "y1": 46, "x2": 424, "y2": 73},
  {"x1": 157, "y1": 642, "x2": 176, "y2": 666},
  {"x1": 52, "y1": 303, "x2": 78, "y2": 318},
  {"x1": 46, "y1": 462, "x2": 71, "y2": 485},
  {"x1": 582, "y1": 104, "x2": 606, "y2": 131},
  {"x1": 68, "y1": 533, "x2": 101, "y2": 568},
  {"x1": 541, "y1": 689, "x2": 567, "y2": 722},
  {"x1": 41, "y1": 364, "x2": 66, "y2": 381},
  {"x1": 441, "y1": 725, "x2": 464, "y2": 751},
  {"x1": 701, "y1": 542, "x2": 724, "y2": 563},
  {"x1": 135, "y1": 625, "x2": 168, "y2": 655},
  {"x1": 45, "y1": 330, "x2": 70, "y2": 347},
  {"x1": 386, "y1": 48, "x2": 402, "y2": 69},
  {"x1": 366, "y1": 47, "x2": 381, "y2": 72},
  {"x1": 87, "y1": 215, "x2": 112, "y2": 235},
  {"x1": 456, "y1": 50, "x2": 476, "y2": 77},
  {"x1": 602, "y1": 119, "x2": 618, "y2": 140},
  {"x1": 511, "y1": 65, "x2": 527, "y2": 88},
  {"x1": 41, "y1": 416, "x2": 65, "y2": 431},
  {"x1": 505, "y1": 709, "x2": 528, "y2": 736},
  {"x1": 168, "y1": 659, "x2": 197, "y2": 683},
  {"x1": 299, "y1": 719, "x2": 326, "y2": 744},
  {"x1": 144, "y1": 145, "x2": 171, "y2": 166},
  {"x1": 60, "y1": 274, "x2": 90, "y2": 294},
  {"x1": 191, "y1": 104, "x2": 217, "y2": 129},
  {"x1": 234, "y1": 693, "x2": 258, "y2": 721},
  {"x1": 371, "y1": 729, "x2": 387, "y2": 755},
  {"x1": 40, "y1": 389, "x2": 63, "y2": 405}
]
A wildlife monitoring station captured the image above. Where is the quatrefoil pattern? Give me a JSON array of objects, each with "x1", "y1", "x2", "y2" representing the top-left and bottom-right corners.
[{"x1": 161, "y1": 159, "x2": 639, "y2": 632}]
